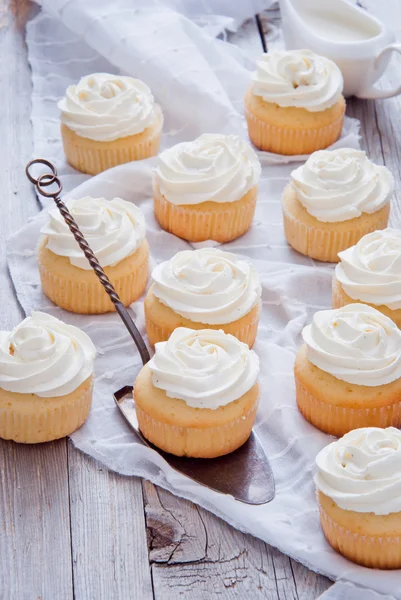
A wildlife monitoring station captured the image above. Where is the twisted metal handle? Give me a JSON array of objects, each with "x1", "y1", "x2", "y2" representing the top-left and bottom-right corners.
[{"x1": 26, "y1": 158, "x2": 150, "y2": 365}]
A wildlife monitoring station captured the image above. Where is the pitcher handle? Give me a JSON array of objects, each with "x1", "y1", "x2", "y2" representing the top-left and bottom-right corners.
[{"x1": 358, "y1": 44, "x2": 401, "y2": 99}]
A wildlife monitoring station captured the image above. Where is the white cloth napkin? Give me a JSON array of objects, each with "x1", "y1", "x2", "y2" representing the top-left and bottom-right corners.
[{"x1": 11, "y1": 0, "x2": 400, "y2": 597}]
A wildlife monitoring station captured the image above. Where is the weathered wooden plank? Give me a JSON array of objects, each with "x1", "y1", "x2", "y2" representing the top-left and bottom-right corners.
[
  {"x1": 67, "y1": 442, "x2": 153, "y2": 600},
  {"x1": 0, "y1": 2, "x2": 74, "y2": 599},
  {"x1": 0, "y1": 440, "x2": 73, "y2": 600},
  {"x1": 144, "y1": 484, "x2": 302, "y2": 599}
]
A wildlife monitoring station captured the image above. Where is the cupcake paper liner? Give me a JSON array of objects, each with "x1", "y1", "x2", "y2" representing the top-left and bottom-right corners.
[
  {"x1": 318, "y1": 496, "x2": 401, "y2": 569},
  {"x1": 295, "y1": 375, "x2": 401, "y2": 436},
  {"x1": 282, "y1": 204, "x2": 390, "y2": 263},
  {"x1": 136, "y1": 399, "x2": 258, "y2": 458},
  {"x1": 61, "y1": 107, "x2": 163, "y2": 175},
  {"x1": 38, "y1": 247, "x2": 149, "y2": 314},
  {"x1": 145, "y1": 301, "x2": 261, "y2": 348},
  {"x1": 153, "y1": 187, "x2": 257, "y2": 243},
  {"x1": 0, "y1": 378, "x2": 93, "y2": 444},
  {"x1": 245, "y1": 107, "x2": 344, "y2": 155}
]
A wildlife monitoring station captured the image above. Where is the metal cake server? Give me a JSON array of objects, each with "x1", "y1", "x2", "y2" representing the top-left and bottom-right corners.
[{"x1": 26, "y1": 158, "x2": 275, "y2": 505}]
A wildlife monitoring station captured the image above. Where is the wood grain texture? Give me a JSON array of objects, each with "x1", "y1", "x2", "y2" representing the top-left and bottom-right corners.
[
  {"x1": 144, "y1": 483, "x2": 304, "y2": 599},
  {"x1": 67, "y1": 442, "x2": 153, "y2": 600},
  {"x1": 0, "y1": 2, "x2": 73, "y2": 599}
]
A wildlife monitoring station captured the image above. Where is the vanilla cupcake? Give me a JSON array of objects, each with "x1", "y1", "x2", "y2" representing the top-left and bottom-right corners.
[
  {"x1": 145, "y1": 248, "x2": 261, "y2": 347},
  {"x1": 295, "y1": 304, "x2": 401, "y2": 436},
  {"x1": 334, "y1": 229, "x2": 401, "y2": 328},
  {"x1": 282, "y1": 149, "x2": 393, "y2": 262},
  {"x1": 38, "y1": 196, "x2": 149, "y2": 314},
  {"x1": 153, "y1": 134, "x2": 261, "y2": 243},
  {"x1": 0, "y1": 312, "x2": 96, "y2": 443},
  {"x1": 58, "y1": 73, "x2": 163, "y2": 174},
  {"x1": 245, "y1": 50, "x2": 345, "y2": 155},
  {"x1": 316, "y1": 427, "x2": 401, "y2": 569},
  {"x1": 134, "y1": 328, "x2": 259, "y2": 458}
]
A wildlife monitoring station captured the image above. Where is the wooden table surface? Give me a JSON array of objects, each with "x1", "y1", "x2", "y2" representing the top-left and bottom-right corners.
[{"x1": 1, "y1": 2, "x2": 400, "y2": 599}]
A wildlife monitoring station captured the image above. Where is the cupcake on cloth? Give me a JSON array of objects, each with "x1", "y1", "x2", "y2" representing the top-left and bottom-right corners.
[
  {"x1": 0, "y1": 312, "x2": 96, "y2": 443},
  {"x1": 244, "y1": 49, "x2": 345, "y2": 155},
  {"x1": 295, "y1": 304, "x2": 401, "y2": 436},
  {"x1": 334, "y1": 228, "x2": 401, "y2": 328},
  {"x1": 38, "y1": 196, "x2": 149, "y2": 314},
  {"x1": 134, "y1": 327, "x2": 259, "y2": 458},
  {"x1": 145, "y1": 248, "x2": 262, "y2": 347},
  {"x1": 316, "y1": 427, "x2": 401, "y2": 569},
  {"x1": 282, "y1": 148, "x2": 393, "y2": 262},
  {"x1": 153, "y1": 134, "x2": 261, "y2": 243},
  {"x1": 58, "y1": 73, "x2": 163, "y2": 174}
]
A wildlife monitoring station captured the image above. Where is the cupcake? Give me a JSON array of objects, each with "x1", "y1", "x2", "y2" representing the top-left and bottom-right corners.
[
  {"x1": 145, "y1": 248, "x2": 262, "y2": 347},
  {"x1": 38, "y1": 196, "x2": 149, "y2": 314},
  {"x1": 0, "y1": 312, "x2": 96, "y2": 443},
  {"x1": 58, "y1": 73, "x2": 163, "y2": 175},
  {"x1": 244, "y1": 50, "x2": 345, "y2": 155},
  {"x1": 334, "y1": 229, "x2": 401, "y2": 328},
  {"x1": 134, "y1": 327, "x2": 259, "y2": 458},
  {"x1": 282, "y1": 149, "x2": 393, "y2": 262},
  {"x1": 316, "y1": 427, "x2": 401, "y2": 569},
  {"x1": 295, "y1": 304, "x2": 401, "y2": 436},
  {"x1": 153, "y1": 134, "x2": 261, "y2": 243}
]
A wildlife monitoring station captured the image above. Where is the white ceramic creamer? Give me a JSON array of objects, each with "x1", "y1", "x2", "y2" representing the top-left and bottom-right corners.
[{"x1": 279, "y1": 0, "x2": 401, "y2": 98}]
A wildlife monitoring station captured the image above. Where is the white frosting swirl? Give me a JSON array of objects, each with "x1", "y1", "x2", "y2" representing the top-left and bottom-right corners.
[
  {"x1": 315, "y1": 427, "x2": 401, "y2": 515},
  {"x1": 154, "y1": 134, "x2": 261, "y2": 205},
  {"x1": 0, "y1": 312, "x2": 96, "y2": 397},
  {"x1": 336, "y1": 229, "x2": 401, "y2": 310},
  {"x1": 148, "y1": 328, "x2": 259, "y2": 409},
  {"x1": 58, "y1": 73, "x2": 158, "y2": 141},
  {"x1": 252, "y1": 50, "x2": 343, "y2": 112},
  {"x1": 291, "y1": 149, "x2": 394, "y2": 223},
  {"x1": 41, "y1": 196, "x2": 146, "y2": 270},
  {"x1": 151, "y1": 249, "x2": 261, "y2": 325},
  {"x1": 302, "y1": 304, "x2": 401, "y2": 386}
]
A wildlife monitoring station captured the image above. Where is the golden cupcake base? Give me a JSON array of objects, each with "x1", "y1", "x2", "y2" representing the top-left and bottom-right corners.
[
  {"x1": 134, "y1": 364, "x2": 259, "y2": 458},
  {"x1": 144, "y1": 286, "x2": 261, "y2": 348},
  {"x1": 61, "y1": 106, "x2": 163, "y2": 175},
  {"x1": 153, "y1": 184, "x2": 257, "y2": 243},
  {"x1": 244, "y1": 87, "x2": 345, "y2": 155},
  {"x1": 332, "y1": 275, "x2": 401, "y2": 328},
  {"x1": 282, "y1": 184, "x2": 390, "y2": 262},
  {"x1": 38, "y1": 238, "x2": 149, "y2": 314},
  {"x1": 0, "y1": 377, "x2": 93, "y2": 444},
  {"x1": 318, "y1": 491, "x2": 401, "y2": 569},
  {"x1": 295, "y1": 344, "x2": 401, "y2": 436}
]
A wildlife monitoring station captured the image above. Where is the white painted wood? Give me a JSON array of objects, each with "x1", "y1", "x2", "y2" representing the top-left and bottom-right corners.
[
  {"x1": 0, "y1": 2, "x2": 73, "y2": 599},
  {"x1": 68, "y1": 443, "x2": 153, "y2": 600}
]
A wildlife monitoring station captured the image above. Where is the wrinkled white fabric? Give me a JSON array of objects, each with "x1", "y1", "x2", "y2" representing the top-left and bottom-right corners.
[{"x1": 12, "y1": 0, "x2": 399, "y2": 597}]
